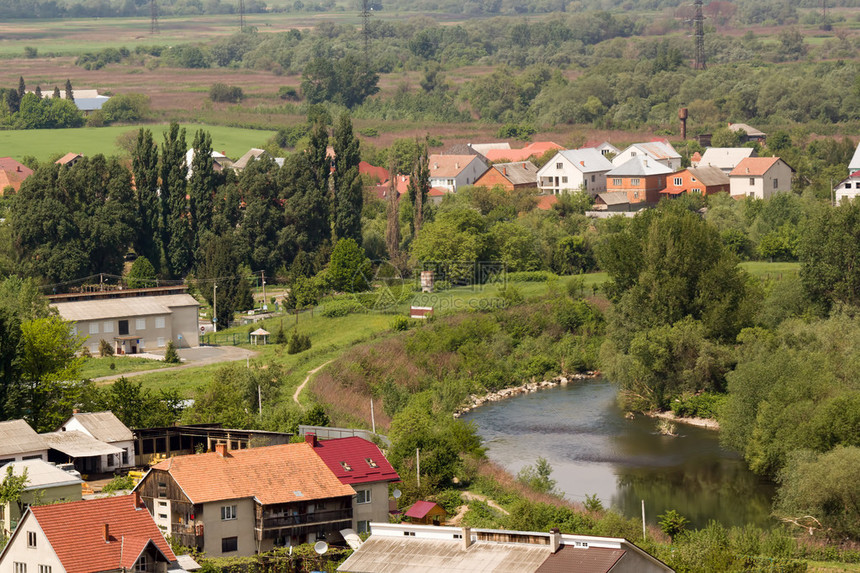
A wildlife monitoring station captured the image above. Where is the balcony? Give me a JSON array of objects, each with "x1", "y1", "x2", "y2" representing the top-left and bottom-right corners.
[
  {"x1": 260, "y1": 508, "x2": 352, "y2": 530},
  {"x1": 171, "y1": 522, "x2": 203, "y2": 549}
]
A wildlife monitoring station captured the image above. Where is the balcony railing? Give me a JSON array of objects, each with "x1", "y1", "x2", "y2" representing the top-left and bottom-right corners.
[
  {"x1": 259, "y1": 509, "x2": 352, "y2": 530},
  {"x1": 171, "y1": 523, "x2": 203, "y2": 549}
]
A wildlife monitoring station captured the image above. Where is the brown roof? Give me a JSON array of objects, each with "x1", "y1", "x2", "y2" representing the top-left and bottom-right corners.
[
  {"x1": 536, "y1": 195, "x2": 558, "y2": 210},
  {"x1": 55, "y1": 152, "x2": 82, "y2": 165},
  {"x1": 488, "y1": 161, "x2": 538, "y2": 185},
  {"x1": 729, "y1": 156, "x2": 782, "y2": 177},
  {"x1": 536, "y1": 546, "x2": 625, "y2": 573},
  {"x1": 429, "y1": 155, "x2": 482, "y2": 178},
  {"x1": 151, "y1": 442, "x2": 355, "y2": 505}
]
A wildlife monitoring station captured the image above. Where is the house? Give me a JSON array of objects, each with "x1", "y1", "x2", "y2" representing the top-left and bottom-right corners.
[
  {"x1": 849, "y1": 142, "x2": 860, "y2": 174},
  {"x1": 132, "y1": 424, "x2": 293, "y2": 466},
  {"x1": 693, "y1": 147, "x2": 757, "y2": 174},
  {"x1": 58, "y1": 411, "x2": 135, "y2": 470},
  {"x1": 428, "y1": 155, "x2": 488, "y2": 193},
  {"x1": 612, "y1": 141, "x2": 682, "y2": 171},
  {"x1": 34, "y1": 89, "x2": 110, "y2": 114},
  {"x1": 359, "y1": 161, "x2": 390, "y2": 183},
  {"x1": 473, "y1": 161, "x2": 538, "y2": 191},
  {"x1": 0, "y1": 459, "x2": 82, "y2": 536},
  {"x1": 536, "y1": 149, "x2": 614, "y2": 196},
  {"x1": 467, "y1": 142, "x2": 510, "y2": 156},
  {"x1": 55, "y1": 153, "x2": 83, "y2": 168},
  {"x1": 42, "y1": 430, "x2": 126, "y2": 477},
  {"x1": 337, "y1": 523, "x2": 674, "y2": 573},
  {"x1": 305, "y1": 435, "x2": 400, "y2": 534},
  {"x1": 605, "y1": 156, "x2": 673, "y2": 204},
  {"x1": 404, "y1": 501, "x2": 447, "y2": 526},
  {"x1": 134, "y1": 442, "x2": 356, "y2": 557},
  {"x1": 185, "y1": 149, "x2": 233, "y2": 179},
  {"x1": 231, "y1": 148, "x2": 284, "y2": 171},
  {"x1": 0, "y1": 419, "x2": 48, "y2": 464},
  {"x1": 660, "y1": 166, "x2": 730, "y2": 198},
  {"x1": 594, "y1": 191, "x2": 632, "y2": 212},
  {"x1": 729, "y1": 157, "x2": 793, "y2": 199},
  {"x1": 590, "y1": 141, "x2": 621, "y2": 158},
  {"x1": 49, "y1": 286, "x2": 200, "y2": 354},
  {"x1": 0, "y1": 157, "x2": 33, "y2": 195},
  {"x1": 835, "y1": 171, "x2": 860, "y2": 204},
  {"x1": 442, "y1": 144, "x2": 490, "y2": 168},
  {"x1": 728, "y1": 122, "x2": 766, "y2": 143},
  {"x1": 0, "y1": 494, "x2": 179, "y2": 573},
  {"x1": 483, "y1": 142, "x2": 563, "y2": 163}
]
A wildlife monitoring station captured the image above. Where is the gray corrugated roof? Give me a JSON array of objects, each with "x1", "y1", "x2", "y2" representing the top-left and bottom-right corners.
[
  {"x1": 597, "y1": 192, "x2": 630, "y2": 206},
  {"x1": 42, "y1": 431, "x2": 123, "y2": 458},
  {"x1": 556, "y1": 149, "x2": 614, "y2": 173},
  {"x1": 0, "y1": 419, "x2": 46, "y2": 457},
  {"x1": 65, "y1": 412, "x2": 132, "y2": 442},
  {"x1": 0, "y1": 459, "x2": 82, "y2": 490},
  {"x1": 51, "y1": 293, "x2": 198, "y2": 322},
  {"x1": 606, "y1": 156, "x2": 673, "y2": 177}
]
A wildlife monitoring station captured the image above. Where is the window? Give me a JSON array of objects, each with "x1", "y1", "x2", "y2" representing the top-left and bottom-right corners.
[
  {"x1": 221, "y1": 505, "x2": 237, "y2": 520},
  {"x1": 221, "y1": 537, "x2": 238, "y2": 553},
  {"x1": 631, "y1": 151, "x2": 637, "y2": 156},
  {"x1": 158, "y1": 501, "x2": 167, "y2": 507},
  {"x1": 556, "y1": 162, "x2": 563, "y2": 169},
  {"x1": 447, "y1": 179, "x2": 454, "y2": 185},
  {"x1": 118, "y1": 320, "x2": 129, "y2": 335},
  {"x1": 158, "y1": 513, "x2": 168, "y2": 520},
  {"x1": 357, "y1": 520, "x2": 370, "y2": 534},
  {"x1": 847, "y1": 183, "x2": 853, "y2": 189},
  {"x1": 365, "y1": 458, "x2": 378, "y2": 468},
  {"x1": 356, "y1": 489, "x2": 371, "y2": 504},
  {"x1": 90, "y1": 343, "x2": 99, "y2": 354},
  {"x1": 103, "y1": 321, "x2": 114, "y2": 334},
  {"x1": 613, "y1": 178, "x2": 622, "y2": 186},
  {"x1": 749, "y1": 177, "x2": 755, "y2": 186},
  {"x1": 591, "y1": 175, "x2": 595, "y2": 182},
  {"x1": 38, "y1": 566, "x2": 51, "y2": 573},
  {"x1": 773, "y1": 179, "x2": 778, "y2": 189},
  {"x1": 339, "y1": 462, "x2": 353, "y2": 471},
  {"x1": 89, "y1": 323, "x2": 99, "y2": 335},
  {"x1": 634, "y1": 191, "x2": 640, "y2": 199},
  {"x1": 693, "y1": 188, "x2": 701, "y2": 194},
  {"x1": 14, "y1": 563, "x2": 26, "y2": 573},
  {"x1": 674, "y1": 177, "x2": 682, "y2": 186},
  {"x1": 630, "y1": 178, "x2": 640, "y2": 186},
  {"x1": 157, "y1": 337, "x2": 165, "y2": 347},
  {"x1": 155, "y1": 317, "x2": 166, "y2": 329},
  {"x1": 27, "y1": 531, "x2": 36, "y2": 548},
  {"x1": 136, "y1": 318, "x2": 146, "y2": 330},
  {"x1": 561, "y1": 176, "x2": 568, "y2": 184},
  {"x1": 135, "y1": 555, "x2": 148, "y2": 572},
  {"x1": 122, "y1": 448, "x2": 129, "y2": 465}
]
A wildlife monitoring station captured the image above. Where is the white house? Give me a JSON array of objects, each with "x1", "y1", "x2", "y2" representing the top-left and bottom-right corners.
[
  {"x1": 729, "y1": 157, "x2": 793, "y2": 199},
  {"x1": 612, "y1": 141, "x2": 682, "y2": 171},
  {"x1": 185, "y1": 148, "x2": 233, "y2": 179},
  {"x1": 835, "y1": 171, "x2": 860, "y2": 204},
  {"x1": 58, "y1": 411, "x2": 135, "y2": 471},
  {"x1": 849, "y1": 142, "x2": 860, "y2": 174},
  {"x1": 537, "y1": 149, "x2": 614, "y2": 196},
  {"x1": 428, "y1": 155, "x2": 488, "y2": 193},
  {"x1": 693, "y1": 147, "x2": 757, "y2": 174}
]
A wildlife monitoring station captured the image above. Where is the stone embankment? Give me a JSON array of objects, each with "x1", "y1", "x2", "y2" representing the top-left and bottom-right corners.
[{"x1": 453, "y1": 371, "x2": 599, "y2": 418}]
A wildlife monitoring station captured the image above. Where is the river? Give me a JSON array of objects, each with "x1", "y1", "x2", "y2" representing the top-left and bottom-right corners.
[{"x1": 460, "y1": 377, "x2": 775, "y2": 529}]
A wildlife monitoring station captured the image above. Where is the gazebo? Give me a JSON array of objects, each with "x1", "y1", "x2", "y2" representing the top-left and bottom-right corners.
[{"x1": 250, "y1": 328, "x2": 270, "y2": 345}]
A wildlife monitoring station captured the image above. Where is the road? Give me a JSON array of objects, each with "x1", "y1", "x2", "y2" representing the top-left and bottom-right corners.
[{"x1": 93, "y1": 345, "x2": 259, "y2": 382}]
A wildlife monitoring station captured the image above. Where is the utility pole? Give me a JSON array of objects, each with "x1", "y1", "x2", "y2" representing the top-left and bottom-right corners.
[
  {"x1": 370, "y1": 398, "x2": 376, "y2": 434},
  {"x1": 361, "y1": 0, "x2": 371, "y2": 62},
  {"x1": 694, "y1": 0, "x2": 706, "y2": 70},
  {"x1": 262, "y1": 271, "x2": 266, "y2": 311},
  {"x1": 213, "y1": 283, "x2": 218, "y2": 333},
  {"x1": 150, "y1": 0, "x2": 159, "y2": 34},
  {"x1": 238, "y1": 0, "x2": 245, "y2": 32},
  {"x1": 416, "y1": 448, "x2": 421, "y2": 488}
]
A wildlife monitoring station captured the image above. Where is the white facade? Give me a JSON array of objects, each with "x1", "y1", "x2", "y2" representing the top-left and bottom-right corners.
[
  {"x1": 0, "y1": 513, "x2": 65, "y2": 573},
  {"x1": 428, "y1": 155, "x2": 488, "y2": 193},
  {"x1": 60, "y1": 417, "x2": 134, "y2": 471},
  {"x1": 536, "y1": 149, "x2": 613, "y2": 196},
  {"x1": 729, "y1": 159, "x2": 793, "y2": 199},
  {"x1": 835, "y1": 173, "x2": 860, "y2": 204},
  {"x1": 612, "y1": 142, "x2": 682, "y2": 171}
]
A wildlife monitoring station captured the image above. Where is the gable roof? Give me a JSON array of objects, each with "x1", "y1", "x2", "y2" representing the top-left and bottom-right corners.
[
  {"x1": 555, "y1": 149, "x2": 614, "y2": 173},
  {"x1": 51, "y1": 293, "x2": 199, "y2": 322},
  {"x1": 42, "y1": 430, "x2": 123, "y2": 458},
  {"x1": 729, "y1": 156, "x2": 783, "y2": 177},
  {"x1": 484, "y1": 142, "x2": 563, "y2": 162},
  {"x1": 25, "y1": 494, "x2": 175, "y2": 573},
  {"x1": 624, "y1": 141, "x2": 681, "y2": 161},
  {"x1": 232, "y1": 148, "x2": 269, "y2": 170},
  {"x1": 596, "y1": 192, "x2": 630, "y2": 206},
  {"x1": 0, "y1": 419, "x2": 45, "y2": 457},
  {"x1": 308, "y1": 436, "x2": 400, "y2": 485},
  {"x1": 359, "y1": 161, "x2": 390, "y2": 182},
  {"x1": 469, "y1": 142, "x2": 510, "y2": 155},
  {"x1": 405, "y1": 501, "x2": 443, "y2": 519},
  {"x1": 728, "y1": 122, "x2": 765, "y2": 137},
  {"x1": 149, "y1": 442, "x2": 355, "y2": 505},
  {"x1": 536, "y1": 195, "x2": 558, "y2": 210},
  {"x1": 850, "y1": 143, "x2": 860, "y2": 172},
  {"x1": 684, "y1": 166, "x2": 730, "y2": 187},
  {"x1": 535, "y1": 545, "x2": 625, "y2": 573},
  {"x1": 0, "y1": 157, "x2": 34, "y2": 193},
  {"x1": 62, "y1": 411, "x2": 133, "y2": 442},
  {"x1": 606, "y1": 156, "x2": 673, "y2": 177},
  {"x1": 485, "y1": 161, "x2": 539, "y2": 185},
  {"x1": 429, "y1": 155, "x2": 483, "y2": 178},
  {"x1": 0, "y1": 459, "x2": 82, "y2": 490},
  {"x1": 55, "y1": 152, "x2": 83, "y2": 166},
  {"x1": 697, "y1": 147, "x2": 755, "y2": 170}
]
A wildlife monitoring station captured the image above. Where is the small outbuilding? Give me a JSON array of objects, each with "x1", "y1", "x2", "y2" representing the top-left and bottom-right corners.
[
  {"x1": 404, "y1": 501, "x2": 447, "y2": 525},
  {"x1": 250, "y1": 327, "x2": 270, "y2": 345}
]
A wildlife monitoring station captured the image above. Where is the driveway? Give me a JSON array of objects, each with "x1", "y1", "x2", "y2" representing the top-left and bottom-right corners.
[{"x1": 93, "y1": 345, "x2": 259, "y2": 382}]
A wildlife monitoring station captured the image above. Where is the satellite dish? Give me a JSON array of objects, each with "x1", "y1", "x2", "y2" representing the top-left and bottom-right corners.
[
  {"x1": 314, "y1": 540, "x2": 328, "y2": 554},
  {"x1": 393, "y1": 489, "x2": 402, "y2": 499}
]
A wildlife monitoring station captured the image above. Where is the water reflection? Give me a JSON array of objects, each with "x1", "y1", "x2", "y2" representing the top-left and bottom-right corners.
[{"x1": 460, "y1": 378, "x2": 776, "y2": 529}]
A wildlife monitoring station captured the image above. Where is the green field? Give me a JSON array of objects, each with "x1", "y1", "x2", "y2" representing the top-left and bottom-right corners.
[
  {"x1": 0, "y1": 124, "x2": 277, "y2": 161},
  {"x1": 740, "y1": 261, "x2": 801, "y2": 278},
  {"x1": 79, "y1": 355, "x2": 172, "y2": 379}
]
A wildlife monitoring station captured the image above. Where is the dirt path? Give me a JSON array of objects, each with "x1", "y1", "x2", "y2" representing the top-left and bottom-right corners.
[
  {"x1": 447, "y1": 491, "x2": 511, "y2": 526},
  {"x1": 293, "y1": 360, "x2": 334, "y2": 406},
  {"x1": 93, "y1": 345, "x2": 259, "y2": 383}
]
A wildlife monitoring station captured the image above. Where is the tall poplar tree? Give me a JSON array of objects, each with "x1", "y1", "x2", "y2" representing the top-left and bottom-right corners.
[
  {"x1": 188, "y1": 129, "x2": 216, "y2": 249},
  {"x1": 64, "y1": 79, "x2": 74, "y2": 102},
  {"x1": 132, "y1": 128, "x2": 161, "y2": 270},
  {"x1": 385, "y1": 159, "x2": 401, "y2": 260},
  {"x1": 17, "y1": 76, "x2": 25, "y2": 100},
  {"x1": 304, "y1": 119, "x2": 332, "y2": 250},
  {"x1": 332, "y1": 113, "x2": 362, "y2": 244},
  {"x1": 408, "y1": 141, "x2": 430, "y2": 234},
  {"x1": 160, "y1": 123, "x2": 191, "y2": 277}
]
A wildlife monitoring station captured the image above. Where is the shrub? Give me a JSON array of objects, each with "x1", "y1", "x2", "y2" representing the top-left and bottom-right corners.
[
  {"x1": 287, "y1": 331, "x2": 311, "y2": 354},
  {"x1": 658, "y1": 509, "x2": 689, "y2": 542},
  {"x1": 434, "y1": 489, "x2": 464, "y2": 514},
  {"x1": 275, "y1": 323, "x2": 287, "y2": 344},
  {"x1": 358, "y1": 127, "x2": 379, "y2": 137},
  {"x1": 99, "y1": 339, "x2": 114, "y2": 358},
  {"x1": 320, "y1": 298, "x2": 364, "y2": 317},
  {"x1": 101, "y1": 474, "x2": 135, "y2": 493},
  {"x1": 209, "y1": 83, "x2": 244, "y2": 103},
  {"x1": 164, "y1": 340, "x2": 180, "y2": 363},
  {"x1": 670, "y1": 393, "x2": 725, "y2": 419},
  {"x1": 391, "y1": 315, "x2": 410, "y2": 331},
  {"x1": 277, "y1": 86, "x2": 299, "y2": 100},
  {"x1": 100, "y1": 94, "x2": 150, "y2": 124}
]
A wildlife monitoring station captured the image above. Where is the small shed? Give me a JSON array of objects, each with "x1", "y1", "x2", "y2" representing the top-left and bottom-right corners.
[
  {"x1": 410, "y1": 307, "x2": 434, "y2": 320},
  {"x1": 250, "y1": 328, "x2": 270, "y2": 345},
  {"x1": 404, "y1": 501, "x2": 447, "y2": 525}
]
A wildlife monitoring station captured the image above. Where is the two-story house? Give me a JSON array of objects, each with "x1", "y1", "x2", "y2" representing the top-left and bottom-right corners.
[
  {"x1": 428, "y1": 155, "x2": 488, "y2": 193},
  {"x1": 58, "y1": 411, "x2": 135, "y2": 472},
  {"x1": 612, "y1": 141, "x2": 682, "y2": 171},
  {"x1": 134, "y1": 442, "x2": 355, "y2": 557},
  {"x1": 693, "y1": 147, "x2": 756, "y2": 174},
  {"x1": 835, "y1": 171, "x2": 860, "y2": 204},
  {"x1": 729, "y1": 157, "x2": 793, "y2": 199},
  {"x1": 305, "y1": 435, "x2": 399, "y2": 535},
  {"x1": 0, "y1": 494, "x2": 177, "y2": 573},
  {"x1": 605, "y1": 156, "x2": 673, "y2": 204},
  {"x1": 660, "y1": 166, "x2": 730, "y2": 198},
  {"x1": 536, "y1": 149, "x2": 614, "y2": 196}
]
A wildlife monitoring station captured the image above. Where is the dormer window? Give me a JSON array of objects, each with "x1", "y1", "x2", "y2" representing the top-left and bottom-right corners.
[
  {"x1": 365, "y1": 458, "x2": 378, "y2": 468},
  {"x1": 340, "y1": 462, "x2": 353, "y2": 471}
]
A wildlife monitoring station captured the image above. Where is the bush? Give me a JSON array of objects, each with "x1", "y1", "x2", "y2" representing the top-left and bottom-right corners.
[
  {"x1": 358, "y1": 127, "x2": 378, "y2": 137},
  {"x1": 391, "y1": 315, "x2": 410, "y2": 331},
  {"x1": 670, "y1": 393, "x2": 725, "y2": 419},
  {"x1": 278, "y1": 86, "x2": 299, "y2": 100},
  {"x1": 658, "y1": 509, "x2": 689, "y2": 542},
  {"x1": 434, "y1": 489, "x2": 464, "y2": 514},
  {"x1": 275, "y1": 323, "x2": 287, "y2": 344},
  {"x1": 320, "y1": 298, "x2": 364, "y2": 317},
  {"x1": 287, "y1": 331, "x2": 311, "y2": 354},
  {"x1": 99, "y1": 339, "x2": 114, "y2": 358},
  {"x1": 164, "y1": 340, "x2": 180, "y2": 363},
  {"x1": 209, "y1": 83, "x2": 244, "y2": 103},
  {"x1": 101, "y1": 474, "x2": 135, "y2": 493},
  {"x1": 100, "y1": 93, "x2": 150, "y2": 124}
]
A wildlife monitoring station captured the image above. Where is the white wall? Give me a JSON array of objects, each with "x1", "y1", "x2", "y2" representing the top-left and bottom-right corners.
[{"x1": 0, "y1": 514, "x2": 65, "y2": 573}]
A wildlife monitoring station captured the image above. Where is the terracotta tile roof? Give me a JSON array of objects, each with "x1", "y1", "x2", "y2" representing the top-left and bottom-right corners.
[
  {"x1": 729, "y1": 156, "x2": 782, "y2": 177},
  {"x1": 484, "y1": 142, "x2": 563, "y2": 162},
  {"x1": 28, "y1": 494, "x2": 175, "y2": 573},
  {"x1": 405, "y1": 501, "x2": 441, "y2": 519},
  {"x1": 360, "y1": 161, "x2": 390, "y2": 182},
  {"x1": 429, "y1": 187, "x2": 448, "y2": 197},
  {"x1": 151, "y1": 442, "x2": 355, "y2": 505},
  {"x1": 536, "y1": 195, "x2": 559, "y2": 210},
  {"x1": 308, "y1": 436, "x2": 400, "y2": 485},
  {"x1": 0, "y1": 157, "x2": 33, "y2": 193},
  {"x1": 429, "y1": 155, "x2": 480, "y2": 178},
  {"x1": 535, "y1": 546, "x2": 625, "y2": 573}
]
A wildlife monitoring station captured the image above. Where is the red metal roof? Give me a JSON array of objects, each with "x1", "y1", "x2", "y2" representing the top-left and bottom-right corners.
[
  {"x1": 28, "y1": 494, "x2": 175, "y2": 573},
  {"x1": 309, "y1": 436, "x2": 400, "y2": 486},
  {"x1": 404, "y1": 500, "x2": 441, "y2": 519}
]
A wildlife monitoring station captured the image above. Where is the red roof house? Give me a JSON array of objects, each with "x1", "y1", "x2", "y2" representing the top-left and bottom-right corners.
[
  {"x1": 484, "y1": 142, "x2": 563, "y2": 163},
  {"x1": 360, "y1": 161, "x2": 390, "y2": 183},
  {"x1": 404, "y1": 501, "x2": 447, "y2": 525},
  {"x1": 0, "y1": 157, "x2": 33, "y2": 194},
  {"x1": 0, "y1": 494, "x2": 176, "y2": 573}
]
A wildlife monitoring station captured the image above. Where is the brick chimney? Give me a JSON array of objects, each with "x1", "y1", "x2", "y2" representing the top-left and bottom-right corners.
[
  {"x1": 503, "y1": 167, "x2": 507, "y2": 176},
  {"x1": 103, "y1": 523, "x2": 110, "y2": 542},
  {"x1": 462, "y1": 527, "x2": 472, "y2": 550},
  {"x1": 305, "y1": 433, "x2": 318, "y2": 447},
  {"x1": 549, "y1": 528, "x2": 561, "y2": 553},
  {"x1": 134, "y1": 490, "x2": 142, "y2": 509},
  {"x1": 215, "y1": 443, "x2": 228, "y2": 457}
]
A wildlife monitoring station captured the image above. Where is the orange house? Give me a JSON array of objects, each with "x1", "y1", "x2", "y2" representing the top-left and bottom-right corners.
[
  {"x1": 660, "y1": 166, "x2": 729, "y2": 198},
  {"x1": 473, "y1": 161, "x2": 538, "y2": 191},
  {"x1": 605, "y1": 156, "x2": 672, "y2": 204}
]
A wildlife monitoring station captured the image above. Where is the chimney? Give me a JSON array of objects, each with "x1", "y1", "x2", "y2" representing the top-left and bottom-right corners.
[
  {"x1": 72, "y1": 408, "x2": 80, "y2": 414},
  {"x1": 134, "y1": 490, "x2": 142, "y2": 509},
  {"x1": 549, "y1": 528, "x2": 561, "y2": 553},
  {"x1": 462, "y1": 527, "x2": 472, "y2": 550},
  {"x1": 433, "y1": 163, "x2": 438, "y2": 170},
  {"x1": 580, "y1": 161, "x2": 585, "y2": 166},
  {"x1": 305, "y1": 433, "x2": 318, "y2": 447},
  {"x1": 503, "y1": 167, "x2": 507, "y2": 176},
  {"x1": 16, "y1": 166, "x2": 21, "y2": 172},
  {"x1": 522, "y1": 162, "x2": 526, "y2": 169},
  {"x1": 644, "y1": 159, "x2": 649, "y2": 167},
  {"x1": 455, "y1": 162, "x2": 459, "y2": 169},
  {"x1": 103, "y1": 523, "x2": 110, "y2": 542},
  {"x1": 215, "y1": 443, "x2": 228, "y2": 457}
]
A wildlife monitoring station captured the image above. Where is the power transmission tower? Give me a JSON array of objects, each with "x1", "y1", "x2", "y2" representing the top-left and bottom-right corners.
[
  {"x1": 694, "y1": 0, "x2": 705, "y2": 70},
  {"x1": 361, "y1": 0, "x2": 371, "y2": 61},
  {"x1": 150, "y1": 0, "x2": 159, "y2": 34},
  {"x1": 239, "y1": 0, "x2": 245, "y2": 31}
]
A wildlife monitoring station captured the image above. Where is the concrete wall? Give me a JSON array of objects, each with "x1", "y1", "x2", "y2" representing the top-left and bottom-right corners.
[
  {"x1": 351, "y1": 482, "x2": 390, "y2": 533},
  {"x1": 169, "y1": 305, "x2": 200, "y2": 348},
  {"x1": 0, "y1": 514, "x2": 65, "y2": 573},
  {"x1": 75, "y1": 313, "x2": 171, "y2": 354},
  {"x1": 202, "y1": 498, "x2": 257, "y2": 558}
]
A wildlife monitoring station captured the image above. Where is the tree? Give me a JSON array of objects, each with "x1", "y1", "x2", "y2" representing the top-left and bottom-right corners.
[
  {"x1": 17, "y1": 76, "x2": 25, "y2": 100},
  {"x1": 0, "y1": 309, "x2": 21, "y2": 421},
  {"x1": 0, "y1": 466, "x2": 29, "y2": 521},
  {"x1": 64, "y1": 79, "x2": 74, "y2": 102},
  {"x1": 127, "y1": 256, "x2": 157, "y2": 288},
  {"x1": 408, "y1": 142, "x2": 430, "y2": 234},
  {"x1": 332, "y1": 113, "x2": 363, "y2": 244},
  {"x1": 385, "y1": 159, "x2": 401, "y2": 260},
  {"x1": 33, "y1": 85, "x2": 41, "y2": 99},
  {"x1": 163, "y1": 340, "x2": 180, "y2": 363},
  {"x1": 188, "y1": 129, "x2": 217, "y2": 249},
  {"x1": 101, "y1": 94, "x2": 149, "y2": 123},
  {"x1": 799, "y1": 201, "x2": 860, "y2": 309},
  {"x1": 300, "y1": 54, "x2": 379, "y2": 108},
  {"x1": 197, "y1": 233, "x2": 253, "y2": 328},
  {"x1": 516, "y1": 457, "x2": 559, "y2": 495},
  {"x1": 132, "y1": 129, "x2": 162, "y2": 270},
  {"x1": 52, "y1": 86, "x2": 60, "y2": 99},
  {"x1": 328, "y1": 238, "x2": 371, "y2": 293},
  {"x1": 658, "y1": 510, "x2": 689, "y2": 542},
  {"x1": 161, "y1": 123, "x2": 192, "y2": 277},
  {"x1": 98, "y1": 377, "x2": 182, "y2": 429}
]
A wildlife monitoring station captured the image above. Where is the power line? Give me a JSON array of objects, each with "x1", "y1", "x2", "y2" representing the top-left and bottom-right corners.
[{"x1": 694, "y1": 0, "x2": 706, "y2": 70}]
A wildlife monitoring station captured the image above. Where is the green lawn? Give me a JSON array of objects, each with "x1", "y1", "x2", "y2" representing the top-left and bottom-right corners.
[
  {"x1": 0, "y1": 124, "x2": 276, "y2": 162},
  {"x1": 79, "y1": 355, "x2": 172, "y2": 379},
  {"x1": 740, "y1": 261, "x2": 801, "y2": 278}
]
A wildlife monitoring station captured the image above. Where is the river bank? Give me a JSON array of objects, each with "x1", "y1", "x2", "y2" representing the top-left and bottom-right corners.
[
  {"x1": 452, "y1": 371, "x2": 600, "y2": 417},
  {"x1": 646, "y1": 409, "x2": 721, "y2": 430}
]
